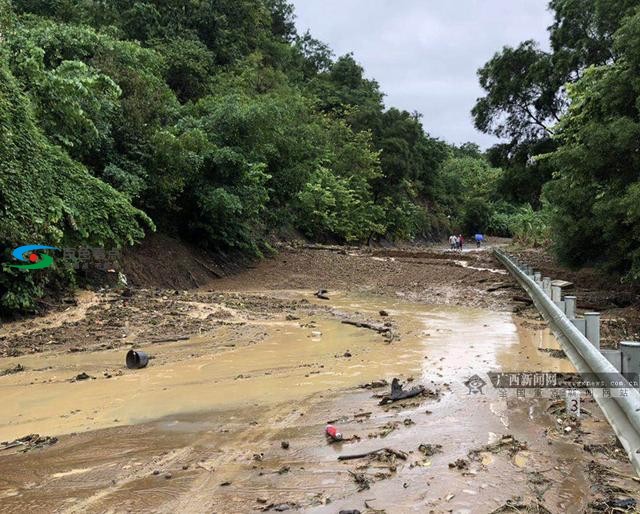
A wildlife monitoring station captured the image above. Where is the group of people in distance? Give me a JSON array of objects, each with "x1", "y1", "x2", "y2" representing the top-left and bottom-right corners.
[
  {"x1": 449, "y1": 233, "x2": 485, "y2": 251},
  {"x1": 449, "y1": 234, "x2": 465, "y2": 250}
]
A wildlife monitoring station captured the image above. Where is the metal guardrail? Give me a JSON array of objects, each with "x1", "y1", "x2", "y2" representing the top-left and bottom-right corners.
[{"x1": 494, "y1": 249, "x2": 640, "y2": 475}]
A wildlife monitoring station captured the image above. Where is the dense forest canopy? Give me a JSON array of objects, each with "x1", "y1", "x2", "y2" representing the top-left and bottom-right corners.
[
  {"x1": 473, "y1": 0, "x2": 640, "y2": 280},
  {"x1": 1, "y1": 0, "x2": 503, "y2": 313},
  {"x1": 2, "y1": 0, "x2": 640, "y2": 313}
]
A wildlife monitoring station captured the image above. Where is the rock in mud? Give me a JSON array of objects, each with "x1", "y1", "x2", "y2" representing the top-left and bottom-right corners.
[
  {"x1": 418, "y1": 443, "x2": 443, "y2": 457},
  {"x1": 0, "y1": 364, "x2": 25, "y2": 376},
  {"x1": 449, "y1": 458, "x2": 470, "y2": 471},
  {"x1": 314, "y1": 289, "x2": 330, "y2": 300},
  {"x1": 261, "y1": 503, "x2": 297, "y2": 512},
  {"x1": 280, "y1": 441, "x2": 289, "y2": 449},
  {"x1": 359, "y1": 379, "x2": 388, "y2": 389}
]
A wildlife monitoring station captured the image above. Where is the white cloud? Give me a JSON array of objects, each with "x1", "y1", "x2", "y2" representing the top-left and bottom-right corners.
[{"x1": 290, "y1": 0, "x2": 553, "y2": 148}]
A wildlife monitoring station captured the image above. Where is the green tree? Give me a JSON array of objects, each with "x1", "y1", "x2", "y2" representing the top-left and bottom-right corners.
[
  {"x1": 544, "y1": 8, "x2": 640, "y2": 278},
  {"x1": 151, "y1": 37, "x2": 215, "y2": 102}
]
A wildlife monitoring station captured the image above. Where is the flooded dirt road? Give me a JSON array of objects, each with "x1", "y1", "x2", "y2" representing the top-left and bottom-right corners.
[{"x1": 0, "y1": 247, "x2": 638, "y2": 513}]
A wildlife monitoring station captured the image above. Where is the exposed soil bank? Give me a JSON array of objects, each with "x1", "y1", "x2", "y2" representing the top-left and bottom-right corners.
[{"x1": 0, "y1": 244, "x2": 638, "y2": 513}]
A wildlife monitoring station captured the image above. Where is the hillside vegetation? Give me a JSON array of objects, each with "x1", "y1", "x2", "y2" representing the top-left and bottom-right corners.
[
  {"x1": 474, "y1": 0, "x2": 640, "y2": 280},
  {"x1": 0, "y1": 0, "x2": 503, "y2": 312},
  {"x1": 3, "y1": 0, "x2": 640, "y2": 312}
]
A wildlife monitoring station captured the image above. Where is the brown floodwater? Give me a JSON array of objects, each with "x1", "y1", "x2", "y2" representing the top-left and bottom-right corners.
[
  {"x1": 0, "y1": 291, "x2": 624, "y2": 513},
  {"x1": 0, "y1": 292, "x2": 568, "y2": 441}
]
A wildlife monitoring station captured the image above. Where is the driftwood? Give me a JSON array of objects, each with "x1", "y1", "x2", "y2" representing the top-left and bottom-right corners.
[
  {"x1": 512, "y1": 295, "x2": 533, "y2": 304},
  {"x1": 0, "y1": 442, "x2": 24, "y2": 451},
  {"x1": 487, "y1": 283, "x2": 515, "y2": 293},
  {"x1": 150, "y1": 336, "x2": 190, "y2": 344},
  {"x1": 378, "y1": 378, "x2": 425, "y2": 405},
  {"x1": 338, "y1": 447, "x2": 408, "y2": 461},
  {"x1": 341, "y1": 320, "x2": 391, "y2": 334}
]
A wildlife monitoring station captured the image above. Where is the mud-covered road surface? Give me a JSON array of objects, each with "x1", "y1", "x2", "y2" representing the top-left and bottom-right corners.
[{"x1": 1, "y1": 244, "x2": 638, "y2": 513}]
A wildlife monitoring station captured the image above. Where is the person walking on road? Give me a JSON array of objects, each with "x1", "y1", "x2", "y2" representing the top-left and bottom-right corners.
[
  {"x1": 475, "y1": 233, "x2": 484, "y2": 248},
  {"x1": 449, "y1": 234, "x2": 456, "y2": 250},
  {"x1": 458, "y1": 234, "x2": 464, "y2": 251}
]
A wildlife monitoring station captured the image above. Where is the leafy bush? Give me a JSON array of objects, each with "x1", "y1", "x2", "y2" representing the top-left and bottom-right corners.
[
  {"x1": 506, "y1": 204, "x2": 550, "y2": 247},
  {"x1": 297, "y1": 167, "x2": 385, "y2": 242}
]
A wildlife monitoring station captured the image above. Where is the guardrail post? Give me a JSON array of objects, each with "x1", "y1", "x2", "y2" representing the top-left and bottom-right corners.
[
  {"x1": 571, "y1": 317, "x2": 587, "y2": 336},
  {"x1": 601, "y1": 350, "x2": 622, "y2": 372},
  {"x1": 552, "y1": 285, "x2": 566, "y2": 313},
  {"x1": 542, "y1": 277, "x2": 552, "y2": 297},
  {"x1": 585, "y1": 312, "x2": 601, "y2": 350},
  {"x1": 534, "y1": 272, "x2": 542, "y2": 285},
  {"x1": 621, "y1": 342, "x2": 640, "y2": 377},
  {"x1": 564, "y1": 296, "x2": 576, "y2": 320}
]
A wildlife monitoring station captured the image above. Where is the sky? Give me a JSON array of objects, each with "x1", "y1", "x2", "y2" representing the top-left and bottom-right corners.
[{"x1": 290, "y1": 0, "x2": 554, "y2": 148}]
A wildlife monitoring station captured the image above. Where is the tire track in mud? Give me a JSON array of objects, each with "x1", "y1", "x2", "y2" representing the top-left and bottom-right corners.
[
  {"x1": 59, "y1": 447, "x2": 194, "y2": 514},
  {"x1": 54, "y1": 395, "x2": 329, "y2": 513},
  {"x1": 159, "y1": 397, "x2": 332, "y2": 514}
]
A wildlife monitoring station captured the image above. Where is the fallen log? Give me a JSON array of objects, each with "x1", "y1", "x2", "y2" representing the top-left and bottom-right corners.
[
  {"x1": 338, "y1": 447, "x2": 408, "y2": 461},
  {"x1": 487, "y1": 283, "x2": 515, "y2": 292},
  {"x1": 341, "y1": 320, "x2": 391, "y2": 334}
]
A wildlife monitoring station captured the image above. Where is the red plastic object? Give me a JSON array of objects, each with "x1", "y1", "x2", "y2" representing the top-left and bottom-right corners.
[{"x1": 325, "y1": 424, "x2": 343, "y2": 440}]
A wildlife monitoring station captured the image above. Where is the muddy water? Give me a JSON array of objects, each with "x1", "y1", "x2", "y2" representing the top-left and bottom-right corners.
[
  {"x1": 0, "y1": 293, "x2": 566, "y2": 441},
  {"x1": 0, "y1": 292, "x2": 618, "y2": 513},
  {"x1": 0, "y1": 316, "x2": 420, "y2": 441}
]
